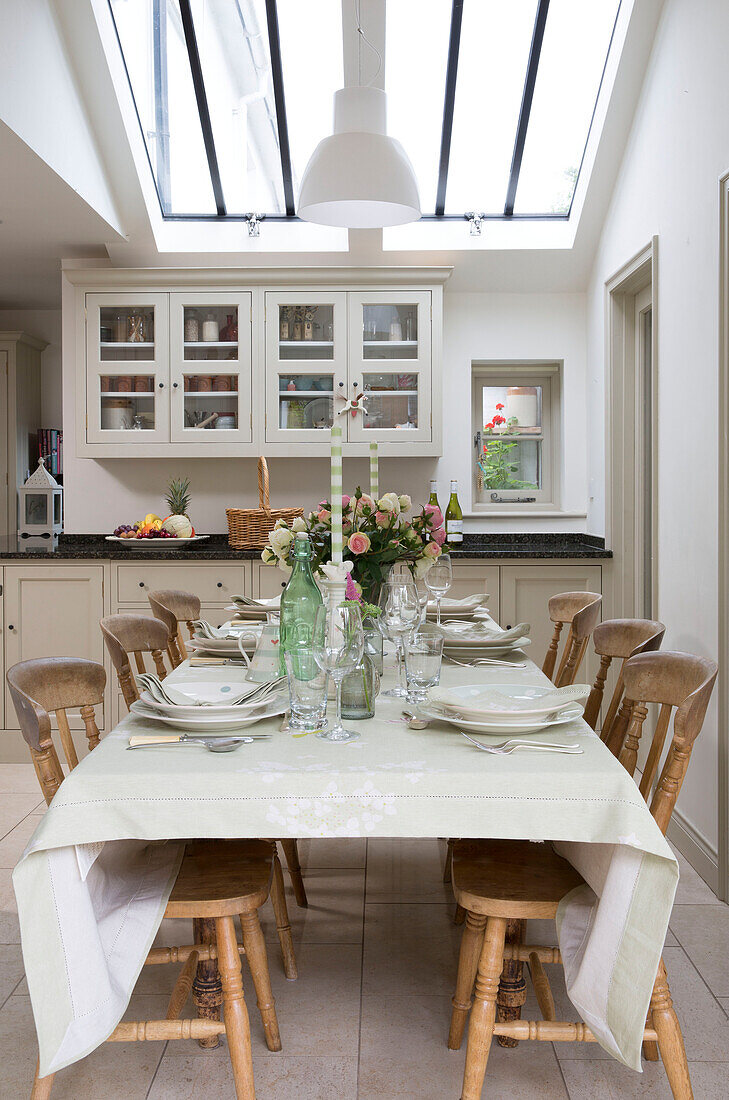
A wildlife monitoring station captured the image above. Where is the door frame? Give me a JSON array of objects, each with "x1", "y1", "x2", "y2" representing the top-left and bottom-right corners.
[
  {"x1": 604, "y1": 239, "x2": 658, "y2": 621},
  {"x1": 717, "y1": 173, "x2": 729, "y2": 901}
]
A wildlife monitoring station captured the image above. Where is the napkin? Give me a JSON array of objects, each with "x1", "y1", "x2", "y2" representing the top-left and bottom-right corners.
[
  {"x1": 427, "y1": 593, "x2": 488, "y2": 611},
  {"x1": 430, "y1": 683, "x2": 591, "y2": 717},
  {"x1": 438, "y1": 620, "x2": 531, "y2": 645},
  {"x1": 231, "y1": 593, "x2": 281, "y2": 609}
]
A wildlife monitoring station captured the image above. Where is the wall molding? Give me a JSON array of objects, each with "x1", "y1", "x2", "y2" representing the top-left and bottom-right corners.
[
  {"x1": 667, "y1": 808, "x2": 719, "y2": 897},
  {"x1": 62, "y1": 265, "x2": 454, "y2": 288}
]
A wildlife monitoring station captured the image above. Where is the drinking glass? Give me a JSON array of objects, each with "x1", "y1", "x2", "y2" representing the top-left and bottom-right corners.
[
  {"x1": 415, "y1": 582, "x2": 429, "y2": 628},
  {"x1": 404, "y1": 633, "x2": 444, "y2": 703},
  {"x1": 312, "y1": 603, "x2": 364, "y2": 743},
  {"x1": 377, "y1": 576, "x2": 421, "y2": 698},
  {"x1": 424, "y1": 553, "x2": 453, "y2": 625},
  {"x1": 284, "y1": 649, "x2": 328, "y2": 732}
]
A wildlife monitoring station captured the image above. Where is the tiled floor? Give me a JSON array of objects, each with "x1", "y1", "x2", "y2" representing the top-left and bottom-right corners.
[{"x1": 1, "y1": 763, "x2": 728, "y2": 1098}]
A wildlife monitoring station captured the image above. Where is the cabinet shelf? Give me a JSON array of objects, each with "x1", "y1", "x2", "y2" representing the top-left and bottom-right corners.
[
  {"x1": 184, "y1": 391, "x2": 239, "y2": 397},
  {"x1": 100, "y1": 342, "x2": 155, "y2": 349},
  {"x1": 278, "y1": 340, "x2": 333, "y2": 348},
  {"x1": 363, "y1": 339, "x2": 418, "y2": 347},
  {"x1": 278, "y1": 390, "x2": 333, "y2": 397},
  {"x1": 364, "y1": 389, "x2": 418, "y2": 396},
  {"x1": 101, "y1": 391, "x2": 155, "y2": 398},
  {"x1": 184, "y1": 341, "x2": 238, "y2": 349}
]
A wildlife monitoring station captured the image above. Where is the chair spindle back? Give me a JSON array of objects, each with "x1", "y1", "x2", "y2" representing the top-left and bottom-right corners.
[
  {"x1": 147, "y1": 589, "x2": 202, "y2": 667},
  {"x1": 100, "y1": 614, "x2": 172, "y2": 711},
  {"x1": 583, "y1": 618, "x2": 665, "y2": 743},
  {"x1": 6, "y1": 657, "x2": 106, "y2": 804},
  {"x1": 542, "y1": 592, "x2": 602, "y2": 687}
]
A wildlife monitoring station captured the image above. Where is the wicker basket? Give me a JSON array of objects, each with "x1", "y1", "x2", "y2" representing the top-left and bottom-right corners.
[{"x1": 226, "y1": 457, "x2": 304, "y2": 549}]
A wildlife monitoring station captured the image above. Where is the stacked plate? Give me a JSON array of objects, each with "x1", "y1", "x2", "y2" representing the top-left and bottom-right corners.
[
  {"x1": 419, "y1": 682, "x2": 590, "y2": 735},
  {"x1": 227, "y1": 594, "x2": 280, "y2": 622},
  {"x1": 131, "y1": 676, "x2": 286, "y2": 733},
  {"x1": 426, "y1": 593, "x2": 490, "y2": 621},
  {"x1": 437, "y1": 615, "x2": 531, "y2": 657},
  {"x1": 188, "y1": 619, "x2": 261, "y2": 658}
]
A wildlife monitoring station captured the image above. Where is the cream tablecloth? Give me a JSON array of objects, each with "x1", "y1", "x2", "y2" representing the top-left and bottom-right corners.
[{"x1": 13, "y1": 654, "x2": 677, "y2": 1076}]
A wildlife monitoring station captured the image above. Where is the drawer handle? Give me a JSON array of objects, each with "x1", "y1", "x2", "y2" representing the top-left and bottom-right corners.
[
  {"x1": 217, "y1": 582, "x2": 223, "y2": 588},
  {"x1": 139, "y1": 582, "x2": 145, "y2": 588},
  {"x1": 8, "y1": 624, "x2": 14, "y2": 631},
  {"x1": 158, "y1": 382, "x2": 164, "y2": 389}
]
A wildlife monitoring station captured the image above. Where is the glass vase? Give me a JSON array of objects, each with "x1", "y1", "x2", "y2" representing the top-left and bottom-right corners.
[{"x1": 341, "y1": 652, "x2": 380, "y2": 720}]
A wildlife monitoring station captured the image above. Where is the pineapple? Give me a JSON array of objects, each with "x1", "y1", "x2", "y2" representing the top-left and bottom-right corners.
[{"x1": 165, "y1": 477, "x2": 191, "y2": 518}]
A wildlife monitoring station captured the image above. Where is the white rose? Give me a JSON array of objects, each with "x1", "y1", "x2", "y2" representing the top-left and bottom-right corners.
[
  {"x1": 261, "y1": 547, "x2": 276, "y2": 564},
  {"x1": 398, "y1": 494, "x2": 412, "y2": 511},
  {"x1": 292, "y1": 516, "x2": 307, "y2": 532},
  {"x1": 269, "y1": 526, "x2": 294, "y2": 557},
  {"x1": 377, "y1": 492, "x2": 401, "y2": 514},
  {"x1": 414, "y1": 556, "x2": 435, "y2": 579}
]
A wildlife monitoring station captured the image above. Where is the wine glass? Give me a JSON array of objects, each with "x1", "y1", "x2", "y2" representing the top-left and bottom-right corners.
[
  {"x1": 312, "y1": 603, "x2": 364, "y2": 743},
  {"x1": 424, "y1": 553, "x2": 453, "y2": 625},
  {"x1": 377, "y1": 575, "x2": 421, "y2": 698}
]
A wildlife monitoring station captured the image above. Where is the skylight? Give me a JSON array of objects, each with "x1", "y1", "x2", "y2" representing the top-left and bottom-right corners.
[{"x1": 108, "y1": 0, "x2": 621, "y2": 223}]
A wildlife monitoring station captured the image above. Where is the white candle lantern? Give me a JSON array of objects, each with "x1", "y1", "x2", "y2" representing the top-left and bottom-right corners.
[{"x1": 18, "y1": 457, "x2": 63, "y2": 549}]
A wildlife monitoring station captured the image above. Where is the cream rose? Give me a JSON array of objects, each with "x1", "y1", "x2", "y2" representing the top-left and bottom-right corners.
[
  {"x1": 269, "y1": 526, "x2": 294, "y2": 557},
  {"x1": 347, "y1": 531, "x2": 371, "y2": 555},
  {"x1": 398, "y1": 494, "x2": 412, "y2": 511},
  {"x1": 292, "y1": 516, "x2": 307, "y2": 533},
  {"x1": 377, "y1": 492, "x2": 400, "y2": 514}
]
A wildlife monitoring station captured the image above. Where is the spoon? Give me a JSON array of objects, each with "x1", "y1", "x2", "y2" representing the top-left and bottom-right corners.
[{"x1": 127, "y1": 734, "x2": 269, "y2": 752}]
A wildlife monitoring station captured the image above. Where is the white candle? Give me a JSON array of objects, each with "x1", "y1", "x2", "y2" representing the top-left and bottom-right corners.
[
  {"x1": 331, "y1": 424, "x2": 343, "y2": 564},
  {"x1": 369, "y1": 441, "x2": 379, "y2": 500}
]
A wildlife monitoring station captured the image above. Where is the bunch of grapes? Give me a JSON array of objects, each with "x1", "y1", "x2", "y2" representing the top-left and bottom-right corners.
[{"x1": 113, "y1": 524, "x2": 138, "y2": 537}]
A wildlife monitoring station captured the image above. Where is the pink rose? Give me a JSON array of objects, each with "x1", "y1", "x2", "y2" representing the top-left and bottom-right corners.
[
  {"x1": 424, "y1": 503, "x2": 444, "y2": 529},
  {"x1": 355, "y1": 493, "x2": 375, "y2": 514},
  {"x1": 432, "y1": 526, "x2": 446, "y2": 546},
  {"x1": 423, "y1": 540, "x2": 442, "y2": 559},
  {"x1": 318, "y1": 500, "x2": 328, "y2": 510},
  {"x1": 343, "y1": 518, "x2": 353, "y2": 532},
  {"x1": 347, "y1": 531, "x2": 371, "y2": 555},
  {"x1": 341, "y1": 494, "x2": 351, "y2": 509},
  {"x1": 317, "y1": 508, "x2": 331, "y2": 523},
  {"x1": 375, "y1": 511, "x2": 391, "y2": 528}
]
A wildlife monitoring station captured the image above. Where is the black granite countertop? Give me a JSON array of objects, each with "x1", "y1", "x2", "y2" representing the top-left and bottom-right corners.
[{"x1": 0, "y1": 533, "x2": 611, "y2": 561}]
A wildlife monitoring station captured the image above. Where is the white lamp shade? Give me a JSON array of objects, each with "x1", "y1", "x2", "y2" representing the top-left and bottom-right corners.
[{"x1": 298, "y1": 87, "x2": 420, "y2": 228}]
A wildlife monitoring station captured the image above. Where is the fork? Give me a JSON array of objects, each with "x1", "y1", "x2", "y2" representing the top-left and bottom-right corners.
[
  {"x1": 444, "y1": 655, "x2": 527, "y2": 669},
  {"x1": 460, "y1": 731, "x2": 583, "y2": 755}
]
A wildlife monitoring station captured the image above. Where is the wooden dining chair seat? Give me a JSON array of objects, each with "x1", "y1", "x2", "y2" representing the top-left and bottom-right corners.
[
  {"x1": 101, "y1": 613, "x2": 171, "y2": 711},
  {"x1": 447, "y1": 650, "x2": 718, "y2": 1100},
  {"x1": 7, "y1": 657, "x2": 106, "y2": 804},
  {"x1": 542, "y1": 591, "x2": 602, "y2": 687},
  {"x1": 148, "y1": 589, "x2": 202, "y2": 667},
  {"x1": 32, "y1": 838, "x2": 294, "y2": 1100},
  {"x1": 583, "y1": 618, "x2": 665, "y2": 748}
]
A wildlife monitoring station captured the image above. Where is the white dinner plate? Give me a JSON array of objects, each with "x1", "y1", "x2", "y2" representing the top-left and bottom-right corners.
[
  {"x1": 130, "y1": 697, "x2": 285, "y2": 733},
  {"x1": 416, "y1": 701, "x2": 584, "y2": 736},
  {"x1": 443, "y1": 639, "x2": 531, "y2": 656},
  {"x1": 188, "y1": 633, "x2": 258, "y2": 655},
  {"x1": 427, "y1": 607, "x2": 484, "y2": 621},
  {"x1": 429, "y1": 682, "x2": 589, "y2": 721},
  {"x1": 105, "y1": 535, "x2": 209, "y2": 550},
  {"x1": 139, "y1": 681, "x2": 285, "y2": 718}
]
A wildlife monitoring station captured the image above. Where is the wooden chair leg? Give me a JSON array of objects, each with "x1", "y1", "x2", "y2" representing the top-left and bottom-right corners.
[
  {"x1": 650, "y1": 959, "x2": 693, "y2": 1099},
  {"x1": 454, "y1": 903, "x2": 466, "y2": 925},
  {"x1": 239, "y1": 909, "x2": 281, "y2": 1052},
  {"x1": 192, "y1": 916, "x2": 223, "y2": 1049},
  {"x1": 496, "y1": 918, "x2": 527, "y2": 1048},
  {"x1": 448, "y1": 911, "x2": 487, "y2": 1050},
  {"x1": 31, "y1": 1060, "x2": 54, "y2": 1100},
  {"x1": 279, "y1": 839, "x2": 307, "y2": 908},
  {"x1": 270, "y1": 850, "x2": 298, "y2": 980},
  {"x1": 643, "y1": 1008, "x2": 659, "y2": 1061},
  {"x1": 216, "y1": 915, "x2": 256, "y2": 1100},
  {"x1": 443, "y1": 839, "x2": 454, "y2": 883},
  {"x1": 461, "y1": 916, "x2": 508, "y2": 1100}
]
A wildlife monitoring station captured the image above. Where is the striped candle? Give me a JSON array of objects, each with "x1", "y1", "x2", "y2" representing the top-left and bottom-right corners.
[
  {"x1": 369, "y1": 440, "x2": 379, "y2": 500},
  {"x1": 330, "y1": 423, "x2": 343, "y2": 564}
]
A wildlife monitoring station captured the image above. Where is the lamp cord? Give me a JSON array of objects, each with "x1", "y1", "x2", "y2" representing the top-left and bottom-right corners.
[{"x1": 355, "y1": 0, "x2": 382, "y2": 87}]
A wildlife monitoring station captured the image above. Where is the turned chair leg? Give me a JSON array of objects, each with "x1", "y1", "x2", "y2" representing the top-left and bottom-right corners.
[
  {"x1": 650, "y1": 959, "x2": 693, "y2": 1099},
  {"x1": 192, "y1": 916, "x2": 223, "y2": 1049},
  {"x1": 443, "y1": 839, "x2": 454, "y2": 883},
  {"x1": 454, "y1": 904, "x2": 466, "y2": 925},
  {"x1": 448, "y1": 911, "x2": 487, "y2": 1050},
  {"x1": 461, "y1": 916, "x2": 508, "y2": 1100},
  {"x1": 270, "y1": 849, "x2": 298, "y2": 980},
  {"x1": 496, "y1": 917, "x2": 527, "y2": 1048},
  {"x1": 279, "y1": 839, "x2": 308, "y2": 908},
  {"x1": 30, "y1": 1060, "x2": 55, "y2": 1100},
  {"x1": 216, "y1": 915, "x2": 256, "y2": 1100},
  {"x1": 239, "y1": 909, "x2": 281, "y2": 1052},
  {"x1": 643, "y1": 1008, "x2": 659, "y2": 1061}
]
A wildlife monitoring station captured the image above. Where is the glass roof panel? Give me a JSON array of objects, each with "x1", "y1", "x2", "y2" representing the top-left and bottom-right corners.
[
  {"x1": 514, "y1": 0, "x2": 621, "y2": 213},
  {"x1": 110, "y1": 0, "x2": 217, "y2": 214},
  {"x1": 188, "y1": 0, "x2": 285, "y2": 214},
  {"x1": 277, "y1": 0, "x2": 343, "y2": 198},
  {"x1": 445, "y1": 0, "x2": 538, "y2": 214},
  {"x1": 385, "y1": 0, "x2": 451, "y2": 215}
]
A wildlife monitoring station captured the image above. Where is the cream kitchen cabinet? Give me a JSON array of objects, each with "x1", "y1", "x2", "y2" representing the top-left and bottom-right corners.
[
  {"x1": 3, "y1": 564, "x2": 107, "y2": 735},
  {"x1": 449, "y1": 563, "x2": 500, "y2": 623}
]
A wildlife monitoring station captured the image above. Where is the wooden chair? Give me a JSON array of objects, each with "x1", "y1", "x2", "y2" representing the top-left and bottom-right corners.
[
  {"x1": 447, "y1": 650, "x2": 717, "y2": 1100},
  {"x1": 6, "y1": 657, "x2": 105, "y2": 803},
  {"x1": 542, "y1": 591, "x2": 602, "y2": 686},
  {"x1": 7, "y1": 659, "x2": 297, "y2": 1100},
  {"x1": 147, "y1": 588, "x2": 202, "y2": 668},
  {"x1": 583, "y1": 618, "x2": 666, "y2": 748},
  {"x1": 100, "y1": 613, "x2": 172, "y2": 710}
]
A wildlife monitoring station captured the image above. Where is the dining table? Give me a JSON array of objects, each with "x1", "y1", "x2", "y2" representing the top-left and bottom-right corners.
[{"x1": 13, "y1": 639, "x2": 678, "y2": 1081}]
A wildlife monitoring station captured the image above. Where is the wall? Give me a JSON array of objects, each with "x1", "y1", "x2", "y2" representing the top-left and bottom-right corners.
[
  {"x1": 0, "y1": 309, "x2": 62, "y2": 427},
  {"x1": 60, "y1": 287, "x2": 588, "y2": 535},
  {"x1": 586, "y1": 0, "x2": 726, "y2": 866}
]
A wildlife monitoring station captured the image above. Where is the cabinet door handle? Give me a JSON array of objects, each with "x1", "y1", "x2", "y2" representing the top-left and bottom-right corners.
[
  {"x1": 216, "y1": 582, "x2": 223, "y2": 588},
  {"x1": 172, "y1": 382, "x2": 178, "y2": 389},
  {"x1": 139, "y1": 581, "x2": 145, "y2": 588},
  {"x1": 8, "y1": 624, "x2": 14, "y2": 631},
  {"x1": 158, "y1": 382, "x2": 164, "y2": 389}
]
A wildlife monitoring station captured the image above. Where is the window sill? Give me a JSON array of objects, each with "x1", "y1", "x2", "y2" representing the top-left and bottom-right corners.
[{"x1": 464, "y1": 510, "x2": 588, "y2": 519}]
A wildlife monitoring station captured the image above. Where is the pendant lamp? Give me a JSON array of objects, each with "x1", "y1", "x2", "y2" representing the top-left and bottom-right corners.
[{"x1": 297, "y1": 85, "x2": 421, "y2": 228}]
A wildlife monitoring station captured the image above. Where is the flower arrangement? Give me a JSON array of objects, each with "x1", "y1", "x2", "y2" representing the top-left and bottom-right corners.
[
  {"x1": 477, "y1": 403, "x2": 537, "y2": 491},
  {"x1": 262, "y1": 487, "x2": 446, "y2": 602}
]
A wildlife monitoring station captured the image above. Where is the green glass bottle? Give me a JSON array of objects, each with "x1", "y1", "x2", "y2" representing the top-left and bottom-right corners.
[
  {"x1": 279, "y1": 532, "x2": 323, "y2": 673},
  {"x1": 445, "y1": 479, "x2": 463, "y2": 545},
  {"x1": 428, "y1": 479, "x2": 440, "y2": 512}
]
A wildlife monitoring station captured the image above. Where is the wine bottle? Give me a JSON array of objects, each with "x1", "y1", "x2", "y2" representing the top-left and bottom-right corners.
[
  {"x1": 279, "y1": 532, "x2": 323, "y2": 673},
  {"x1": 445, "y1": 480, "x2": 463, "y2": 544},
  {"x1": 428, "y1": 479, "x2": 440, "y2": 512}
]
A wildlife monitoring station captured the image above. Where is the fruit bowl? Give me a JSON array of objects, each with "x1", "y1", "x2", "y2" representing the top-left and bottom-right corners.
[{"x1": 105, "y1": 534, "x2": 209, "y2": 550}]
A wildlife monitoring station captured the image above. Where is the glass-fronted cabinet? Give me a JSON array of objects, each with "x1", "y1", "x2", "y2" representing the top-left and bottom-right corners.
[
  {"x1": 85, "y1": 292, "x2": 170, "y2": 444},
  {"x1": 265, "y1": 291, "x2": 347, "y2": 443},
  {"x1": 169, "y1": 292, "x2": 252, "y2": 444},
  {"x1": 347, "y1": 291, "x2": 432, "y2": 443}
]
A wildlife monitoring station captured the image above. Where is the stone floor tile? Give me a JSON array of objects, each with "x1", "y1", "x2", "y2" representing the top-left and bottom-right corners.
[
  {"x1": 670, "y1": 844, "x2": 720, "y2": 904},
  {"x1": 0, "y1": 762, "x2": 42, "y2": 793},
  {"x1": 295, "y1": 837, "x2": 367, "y2": 869},
  {"x1": 0, "y1": 867, "x2": 20, "y2": 944},
  {"x1": 0, "y1": 813, "x2": 43, "y2": 868},
  {"x1": 149, "y1": 1051, "x2": 358, "y2": 1099},
  {"x1": 365, "y1": 837, "x2": 452, "y2": 903},
  {"x1": 358, "y1": 993, "x2": 568, "y2": 1099},
  {"x1": 0, "y1": 793, "x2": 45, "y2": 838},
  {"x1": 0, "y1": 943, "x2": 25, "y2": 1009},
  {"x1": 560, "y1": 1057, "x2": 729, "y2": 1098},
  {"x1": 362, "y1": 902, "x2": 461, "y2": 996},
  {"x1": 669, "y1": 904, "x2": 729, "y2": 997},
  {"x1": 259, "y1": 867, "x2": 365, "y2": 947}
]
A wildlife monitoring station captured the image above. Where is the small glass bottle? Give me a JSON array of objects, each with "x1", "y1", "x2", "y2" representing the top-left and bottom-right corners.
[
  {"x1": 278, "y1": 532, "x2": 324, "y2": 673},
  {"x1": 341, "y1": 651, "x2": 380, "y2": 720}
]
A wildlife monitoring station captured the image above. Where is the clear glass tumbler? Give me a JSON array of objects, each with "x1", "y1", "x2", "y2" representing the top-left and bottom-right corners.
[
  {"x1": 284, "y1": 649, "x2": 328, "y2": 732},
  {"x1": 404, "y1": 633, "x2": 444, "y2": 704}
]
